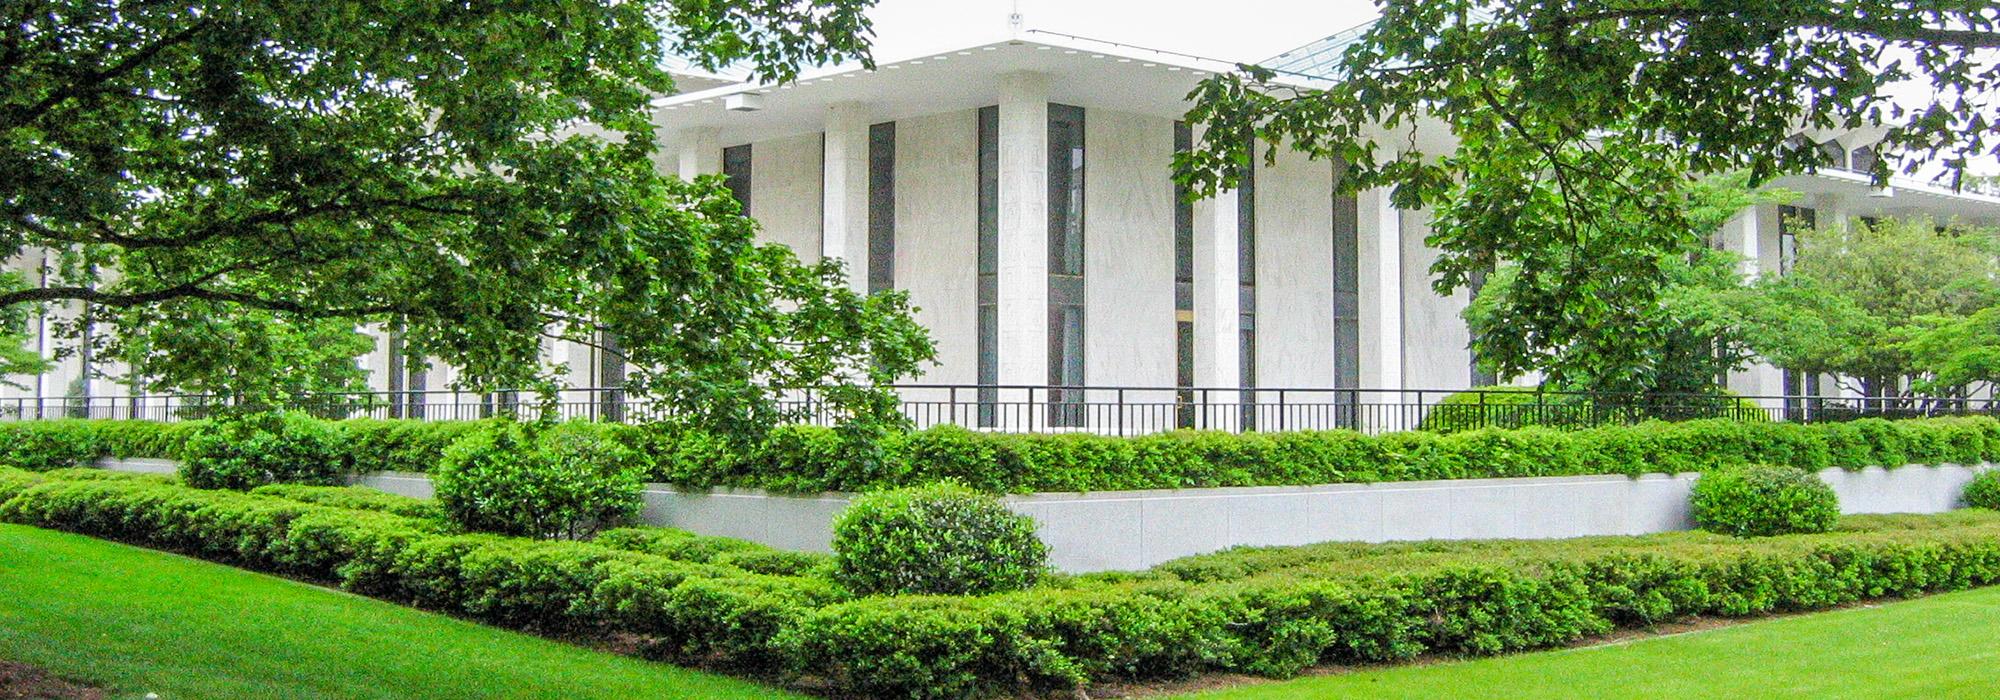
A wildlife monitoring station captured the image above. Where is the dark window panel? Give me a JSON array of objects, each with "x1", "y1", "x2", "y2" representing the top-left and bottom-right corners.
[
  {"x1": 977, "y1": 106, "x2": 999, "y2": 427},
  {"x1": 1173, "y1": 121, "x2": 1195, "y2": 289},
  {"x1": 868, "y1": 122, "x2": 897, "y2": 295},
  {"x1": 1046, "y1": 104, "x2": 1087, "y2": 426},
  {"x1": 722, "y1": 144, "x2": 752, "y2": 213}
]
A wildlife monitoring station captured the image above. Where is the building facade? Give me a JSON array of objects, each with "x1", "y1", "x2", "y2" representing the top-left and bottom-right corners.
[{"x1": 7, "y1": 28, "x2": 2000, "y2": 432}]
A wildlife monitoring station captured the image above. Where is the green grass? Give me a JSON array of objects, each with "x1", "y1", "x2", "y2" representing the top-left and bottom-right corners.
[
  {"x1": 0, "y1": 524, "x2": 796, "y2": 700},
  {"x1": 1181, "y1": 585, "x2": 2000, "y2": 699}
]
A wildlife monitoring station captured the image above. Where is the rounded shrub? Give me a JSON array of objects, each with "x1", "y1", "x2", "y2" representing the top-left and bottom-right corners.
[
  {"x1": 433, "y1": 420, "x2": 645, "y2": 540},
  {"x1": 178, "y1": 412, "x2": 342, "y2": 490},
  {"x1": 1691, "y1": 465, "x2": 1840, "y2": 537},
  {"x1": 1963, "y1": 470, "x2": 2000, "y2": 510},
  {"x1": 831, "y1": 482, "x2": 1047, "y2": 596}
]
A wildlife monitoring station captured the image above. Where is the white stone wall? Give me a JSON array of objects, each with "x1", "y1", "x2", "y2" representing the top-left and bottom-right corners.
[
  {"x1": 1253, "y1": 147, "x2": 1335, "y2": 391},
  {"x1": 112, "y1": 459, "x2": 1972, "y2": 574},
  {"x1": 1399, "y1": 208, "x2": 1475, "y2": 392},
  {"x1": 893, "y1": 110, "x2": 980, "y2": 388},
  {"x1": 747, "y1": 132, "x2": 824, "y2": 262},
  {"x1": 1083, "y1": 109, "x2": 1176, "y2": 413}
]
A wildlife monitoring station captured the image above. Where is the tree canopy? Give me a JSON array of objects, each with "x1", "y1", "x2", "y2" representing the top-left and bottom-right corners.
[
  {"x1": 1463, "y1": 174, "x2": 1775, "y2": 397},
  {"x1": 1728, "y1": 217, "x2": 2000, "y2": 396},
  {"x1": 3, "y1": 0, "x2": 936, "y2": 435},
  {"x1": 1177, "y1": 0, "x2": 1997, "y2": 365}
]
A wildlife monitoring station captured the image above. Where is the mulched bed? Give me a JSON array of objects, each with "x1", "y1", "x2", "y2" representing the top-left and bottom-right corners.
[{"x1": 0, "y1": 660, "x2": 105, "y2": 700}]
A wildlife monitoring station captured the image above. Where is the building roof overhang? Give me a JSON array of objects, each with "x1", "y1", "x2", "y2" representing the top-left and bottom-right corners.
[
  {"x1": 1772, "y1": 169, "x2": 2000, "y2": 222},
  {"x1": 650, "y1": 31, "x2": 1265, "y2": 151}
]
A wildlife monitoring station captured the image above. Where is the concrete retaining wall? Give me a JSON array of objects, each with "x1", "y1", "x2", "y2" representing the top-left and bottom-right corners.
[{"x1": 96, "y1": 459, "x2": 1990, "y2": 573}]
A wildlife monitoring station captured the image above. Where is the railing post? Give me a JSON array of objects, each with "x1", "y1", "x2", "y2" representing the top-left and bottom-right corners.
[
  {"x1": 1276, "y1": 389, "x2": 1287, "y2": 432},
  {"x1": 1116, "y1": 388, "x2": 1125, "y2": 436},
  {"x1": 1477, "y1": 388, "x2": 1487, "y2": 431}
]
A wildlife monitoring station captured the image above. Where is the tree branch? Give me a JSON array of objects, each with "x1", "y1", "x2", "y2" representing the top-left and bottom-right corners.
[{"x1": 3, "y1": 19, "x2": 213, "y2": 128}]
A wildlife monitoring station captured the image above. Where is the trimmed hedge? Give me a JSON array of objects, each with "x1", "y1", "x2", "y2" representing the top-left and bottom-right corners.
[
  {"x1": 247, "y1": 483, "x2": 440, "y2": 519},
  {"x1": 1416, "y1": 387, "x2": 1770, "y2": 434},
  {"x1": 1965, "y1": 469, "x2": 2000, "y2": 510},
  {"x1": 9, "y1": 466, "x2": 2000, "y2": 698},
  {"x1": 831, "y1": 483, "x2": 1047, "y2": 596},
  {"x1": 179, "y1": 412, "x2": 344, "y2": 490},
  {"x1": 1691, "y1": 465, "x2": 1841, "y2": 537},
  {"x1": 7, "y1": 415, "x2": 2000, "y2": 494}
]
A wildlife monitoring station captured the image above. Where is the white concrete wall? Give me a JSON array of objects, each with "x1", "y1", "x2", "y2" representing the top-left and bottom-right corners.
[
  {"x1": 1254, "y1": 148, "x2": 1335, "y2": 391},
  {"x1": 92, "y1": 459, "x2": 1981, "y2": 574},
  {"x1": 1356, "y1": 187, "x2": 1403, "y2": 399},
  {"x1": 1083, "y1": 109, "x2": 1176, "y2": 414},
  {"x1": 747, "y1": 132, "x2": 824, "y2": 262},
  {"x1": 894, "y1": 110, "x2": 980, "y2": 388},
  {"x1": 1399, "y1": 209, "x2": 1475, "y2": 391}
]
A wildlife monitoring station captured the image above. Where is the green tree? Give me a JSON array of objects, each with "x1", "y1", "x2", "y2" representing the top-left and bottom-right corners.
[
  {"x1": 1905, "y1": 306, "x2": 2000, "y2": 395},
  {"x1": 2, "y1": 0, "x2": 934, "y2": 437},
  {"x1": 0, "y1": 272, "x2": 50, "y2": 386},
  {"x1": 110, "y1": 305, "x2": 376, "y2": 416},
  {"x1": 1462, "y1": 174, "x2": 1777, "y2": 397},
  {"x1": 1177, "y1": 0, "x2": 1996, "y2": 369},
  {"x1": 1727, "y1": 217, "x2": 2000, "y2": 398}
]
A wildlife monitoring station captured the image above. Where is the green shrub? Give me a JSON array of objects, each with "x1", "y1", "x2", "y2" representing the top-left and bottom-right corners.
[
  {"x1": 831, "y1": 483, "x2": 1047, "y2": 596},
  {"x1": 1691, "y1": 465, "x2": 1841, "y2": 537},
  {"x1": 1964, "y1": 469, "x2": 2000, "y2": 510},
  {"x1": 714, "y1": 549, "x2": 831, "y2": 577},
  {"x1": 91, "y1": 420, "x2": 197, "y2": 459},
  {"x1": 0, "y1": 420, "x2": 104, "y2": 471},
  {"x1": 38, "y1": 467, "x2": 176, "y2": 484},
  {"x1": 178, "y1": 412, "x2": 342, "y2": 490},
  {"x1": 1417, "y1": 387, "x2": 1577, "y2": 433},
  {"x1": 433, "y1": 421, "x2": 644, "y2": 540},
  {"x1": 249, "y1": 483, "x2": 439, "y2": 519},
  {"x1": 333, "y1": 419, "x2": 491, "y2": 473},
  {"x1": 1416, "y1": 388, "x2": 1770, "y2": 435},
  {"x1": 0, "y1": 465, "x2": 44, "y2": 500},
  {"x1": 593, "y1": 526, "x2": 766, "y2": 563},
  {"x1": 7, "y1": 414, "x2": 2000, "y2": 495}
]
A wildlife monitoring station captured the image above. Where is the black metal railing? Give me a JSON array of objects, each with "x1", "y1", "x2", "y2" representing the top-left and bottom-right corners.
[{"x1": 2, "y1": 385, "x2": 1992, "y2": 436}]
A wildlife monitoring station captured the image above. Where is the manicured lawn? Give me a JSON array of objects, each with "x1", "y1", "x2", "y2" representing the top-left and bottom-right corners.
[
  {"x1": 0, "y1": 524, "x2": 797, "y2": 700},
  {"x1": 1182, "y1": 585, "x2": 2000, "y2": 699}
]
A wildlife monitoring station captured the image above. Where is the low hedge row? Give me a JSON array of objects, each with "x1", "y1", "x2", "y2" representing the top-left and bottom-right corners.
[
  {"x1": 7, "y1": 414, "x2": 2000, "y2": 494},
  {"x1": 8, "y1": 466, "x2": 2000, "y2": 698},
  {"x1": 674, "y1": 415, "x2": 2000, "y2": 492}
]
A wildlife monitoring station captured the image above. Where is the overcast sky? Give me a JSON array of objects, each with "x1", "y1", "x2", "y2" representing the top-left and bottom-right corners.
[{"x1": 863, "y1": 0, "x2": 1382, "y2": 63}]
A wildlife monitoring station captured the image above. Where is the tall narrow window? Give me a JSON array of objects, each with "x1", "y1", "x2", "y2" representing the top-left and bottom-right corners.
[
  {"x1": 1237, "y1": 137, "x2": 1257, "y2": 430},
  {"x1": 1174, "y1": 122, "x2": 1196, "y2": 428},
  {"x1": 868, "y1": 122, "x2": 897, "y2": 295},
  {"x1": 597, "y1": 331, "x2": 626, "y2": 422},
  {"x1": 976, "y1": 106, "x2": 1000, "y2": 427},
  {"x1": 722, "y1": 144, "x2": 753, "y2": 213},
  {"x1": 1331, "y1": 161, "x2": 1362, "y2": 428},
  {"x1": 1047, "y1": 104, "x2": 1087, "y2": 428}
]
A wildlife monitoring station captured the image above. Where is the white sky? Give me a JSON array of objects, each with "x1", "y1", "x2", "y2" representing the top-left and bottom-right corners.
[{"x1": 862, "y1": 0, "x2": 1382, "y2": 63}]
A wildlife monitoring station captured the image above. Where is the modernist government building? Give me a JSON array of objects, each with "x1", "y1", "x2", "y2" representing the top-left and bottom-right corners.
[{"x1": 9, "y1": 21, "x2": 2000, "y2": 432}]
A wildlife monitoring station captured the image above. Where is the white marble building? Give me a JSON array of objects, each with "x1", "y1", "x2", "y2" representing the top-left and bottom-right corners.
[{"x1": 7, "y1": 27, "x2": 2000, "y2": 432}]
